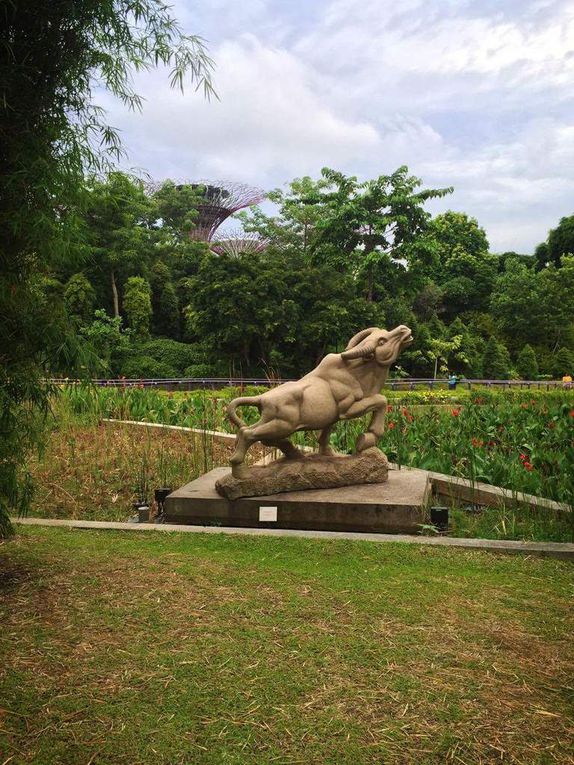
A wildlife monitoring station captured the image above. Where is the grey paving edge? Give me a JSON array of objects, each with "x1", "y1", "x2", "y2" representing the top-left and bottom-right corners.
[{"x1": 12, "y1": 517, "x2": 574, "y2": 560}]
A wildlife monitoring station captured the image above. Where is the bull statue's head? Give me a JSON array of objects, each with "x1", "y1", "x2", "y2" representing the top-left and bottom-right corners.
[{"x1": 341, "y1": 325, "x2": 413, "y2": 367}]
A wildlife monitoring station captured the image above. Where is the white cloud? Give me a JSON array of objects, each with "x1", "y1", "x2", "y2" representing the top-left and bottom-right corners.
[
  {"x1": 295, "y1": 0, "x2": 574, "y2": 113},
  {"x1": 102, "y1": 35, "x2": 384, "y2": 184},
  {"x1": 416, "y1": 118, "x2": 574, "y2": 251},
  {"x1": 98, "y1": 0, "x2": 574, "y2": 252}
]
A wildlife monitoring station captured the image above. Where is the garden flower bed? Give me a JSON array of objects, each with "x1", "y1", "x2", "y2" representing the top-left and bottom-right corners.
[
  {"x1": 23, "y1": 387, "x2": 573, "y2": 541},
  {"x1": 58, "y1": 385, "x2": 574, "y2": 505}
]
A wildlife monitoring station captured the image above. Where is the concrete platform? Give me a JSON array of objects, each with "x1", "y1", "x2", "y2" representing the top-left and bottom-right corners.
[{"x1": 163, "y1": 466, "x2": 431, "y2": 533}]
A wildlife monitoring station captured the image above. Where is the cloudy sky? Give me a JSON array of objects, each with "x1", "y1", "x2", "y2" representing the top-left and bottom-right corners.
[{"x1": 101, "y1": 0, "x2": 574, "y2": 253}]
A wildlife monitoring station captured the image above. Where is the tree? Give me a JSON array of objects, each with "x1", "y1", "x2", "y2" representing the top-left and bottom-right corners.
[
  {"x1": 152, "y1": 181, "x2": 204, "y2": 240},
  {"x1": 534, "y1": 241, "x2": 550, "y2": 271},
  {"x1": 535, "y1": 214, "x2": 574, "y2": 269},
  {"x1": 551, "y1": 347, "x2": 574, "y2": 379},
  {"x1": 536, "y1": 257, "x2": 574, "y2": 351},
  {"x1": 490, "y1": 263, "x2": 543, "y2": 349},
  {"x1": 497, "y1": 251, "x2": 534, "y2": 272},
  {"x1": 64, "y1": 273, "x2": 96, "y2": 325},
  {"x1": 81, "y1": 310, "x2": 129, "y2": 372},
  {"x1": 482, "y1": 337, "x2": 511, "y2": 380},
  {"x1": 150, "y1": 261, "x2": 180, "y2": 338},
  {"x1": 431, "y1": 211, "x2": 489, "y2": 261},
  {"x1": 310, "y1": 167, "x2": 452, "y2": 301},
  {"x1": 426, "y1": 335, "x2": 467, "y2": 379},
  {"x1": 0, "y1": 0, "x2": 214, "y2": 536},
  {"x1": 547, "y1": 215, "x2": 574, "y2": 267},
  {"x1": 427, "y1": 212, "x2": 497, "y2": 318},
  {"x1": 239, "y1": 175, "x2": 332, "y2": 259},
  {"x1": 82, "y1": 172, "x2": 155, "y2": 317},
  {"x1": 412, "y1": 282, "x2": 443, "y2": 321},
  {"x1": 123, "y1": 277, "x2": 152, "y2": 338},
  {"x1": 186, "y1": 251, "x2": 379, "y2": 377},
  {"x1": 516, "y1": 345, "x2": 539, "y2": 380}
]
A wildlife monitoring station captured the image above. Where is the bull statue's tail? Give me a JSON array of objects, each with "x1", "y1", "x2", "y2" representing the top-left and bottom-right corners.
[{"x1": 227, "y1": 395, "x2": 262, "y2": 429}]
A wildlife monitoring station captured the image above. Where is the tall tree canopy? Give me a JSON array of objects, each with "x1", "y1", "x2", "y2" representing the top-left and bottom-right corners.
[
  {"x1": 0, "y1": 0, "x2": 214, "y2": 536},
  {"x1": 535, "y1": 214, "x2": 574, "y2": 269},
  {"x1": 309, "y1": 167, "x2": 453, "y2": 301}
]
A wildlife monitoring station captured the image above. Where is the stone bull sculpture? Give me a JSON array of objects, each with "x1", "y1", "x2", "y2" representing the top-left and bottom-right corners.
[{"x1": 226, "y1": 325, "x2": 413, "y2": 478}]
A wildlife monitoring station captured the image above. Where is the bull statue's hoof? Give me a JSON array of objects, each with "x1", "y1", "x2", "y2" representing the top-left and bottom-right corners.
[
  {"x1": 216, "y1": 448, "x2": 389, "y2": 500},
  {"x1": 231, "y1": 463, "x2": 251, "y2": 480},
  {"x1": 355, "y1": 432, "x2": 378, "y2": 452}
]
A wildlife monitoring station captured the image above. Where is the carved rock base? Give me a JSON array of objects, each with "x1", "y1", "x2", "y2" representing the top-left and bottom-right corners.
[{"x1": 215, "y1": 448, "x2": 389, "y2": 500}]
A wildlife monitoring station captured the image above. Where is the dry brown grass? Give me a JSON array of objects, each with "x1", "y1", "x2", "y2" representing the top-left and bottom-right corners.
[{"x1": 27, "y1": 422, "x2": 262, "y2": 522}]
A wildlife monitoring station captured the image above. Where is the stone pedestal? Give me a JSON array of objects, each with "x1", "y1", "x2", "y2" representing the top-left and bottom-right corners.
[
  {"x1": 216, "y1": 448, "x2": 389, "y2": 500},
  {"x1": 164, "y1": 466, "x2": 430, "y2": 534}
]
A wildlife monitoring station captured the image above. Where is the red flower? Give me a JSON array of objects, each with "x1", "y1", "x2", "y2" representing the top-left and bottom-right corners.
[
  {"x1": 471, "y1": 438, "x2": 484, "y2": 448},
  {"x1": 570, "y1": 410, "x2": 574, "y2": 417},
  {"x1": 402, "y1": 408, "x2": 409, "y2": 417},
  {"x1": 451, "y1": 408, "x2": 460, "y2": 417},
  {"x1": 523, "y1": 461, "x2": 534, "y2": 471},
  {"x1": 519, "y1": 453, "x2": 527, "y2": 462},
  {"x1": 388, "y1": 421, "x2": 396, "y2": 430}
]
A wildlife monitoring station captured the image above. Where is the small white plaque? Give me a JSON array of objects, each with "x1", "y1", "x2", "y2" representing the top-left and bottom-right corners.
[{"x1": 259, "y1": 505, "x2": 278, "y2": 522}]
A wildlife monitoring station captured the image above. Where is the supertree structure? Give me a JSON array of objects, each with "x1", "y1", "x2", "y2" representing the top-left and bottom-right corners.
[
  {"x1": 147, "y1": 179, "x2": 264, "y2": 241},
  {"x1": 210, "y1": 230, "x2": 269, "y2": 258}
]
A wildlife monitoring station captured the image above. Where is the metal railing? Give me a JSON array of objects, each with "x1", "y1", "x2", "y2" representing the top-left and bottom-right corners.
[{"x1": 50, "y1": 377, "x2": 566, "y2": 392}]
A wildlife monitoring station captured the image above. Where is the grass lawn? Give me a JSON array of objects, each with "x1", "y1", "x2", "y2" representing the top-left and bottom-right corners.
[{"x1": 1, "y1": 527, "x2": 573, "y2": 764}]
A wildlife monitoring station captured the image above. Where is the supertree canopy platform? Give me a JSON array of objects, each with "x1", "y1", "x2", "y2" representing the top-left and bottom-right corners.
[
  {"x1": 183, "y1": 181, "x2": 264, "y2": 241},
  {"x1": 210, "y1": 230, "x2": 269, "y2": 258}
]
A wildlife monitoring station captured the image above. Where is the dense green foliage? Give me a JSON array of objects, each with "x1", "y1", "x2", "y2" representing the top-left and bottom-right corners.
[
  {"x1": 0, "y1": 0, "x2": 214, "y2": 535},
  {"x1": 45, "y1": 169, "x2": 574, "y2": 385}
]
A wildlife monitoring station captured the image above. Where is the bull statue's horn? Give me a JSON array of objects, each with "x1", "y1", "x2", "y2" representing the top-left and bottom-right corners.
[
  {"x1": 345, "y1": 327, "x2": 377, "y2": 350},
  {"x1": 341, "y1": 336, "x2": 378, "y2": 360}
]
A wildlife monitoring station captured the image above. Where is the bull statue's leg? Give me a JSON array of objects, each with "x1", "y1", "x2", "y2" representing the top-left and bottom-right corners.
[
  {"x1": 230, "y1": 419, "x2": 298, "y2": 478},
  {"x1": 230, "y1": 427, "x2": 257, "y2": 478},
  {"x1": 261, "y1": 438, "x2": 304, "y2": 461},
  {"x1": 356, "y1": 395, "x2": 388, "y2": 452},
  {"x1": 340, "y1": 394, "x2": 387, "y2": 453},
  {"x1": 318, "y1": 424, "x2": 336, "y2": 456}
]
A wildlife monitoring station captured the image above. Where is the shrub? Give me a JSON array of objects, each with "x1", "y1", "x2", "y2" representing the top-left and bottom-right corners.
[
  {"x1": 119, "y1": 355, "x2": 178, "y2": 379},
  {"x1": 136, "y1": 338, "x2": 201, "y2": 374},
  {"x1": 123, "y1": 277, "x2": 152, "y2": 338},
  {"x1": 184, "y1": 363, "x2": 218, "y2": 378},
  {"x1": 516, "y1": 344, "x2": 539, "y2": 380}
]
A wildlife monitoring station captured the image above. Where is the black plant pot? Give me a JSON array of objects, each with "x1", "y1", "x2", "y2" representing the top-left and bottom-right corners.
[
  {"x1": 154, "y1": 488, "x2": 173, "y2": 518},
  {"x1": 430, "y1": 505, "x2": 449, "y2": 532}
]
